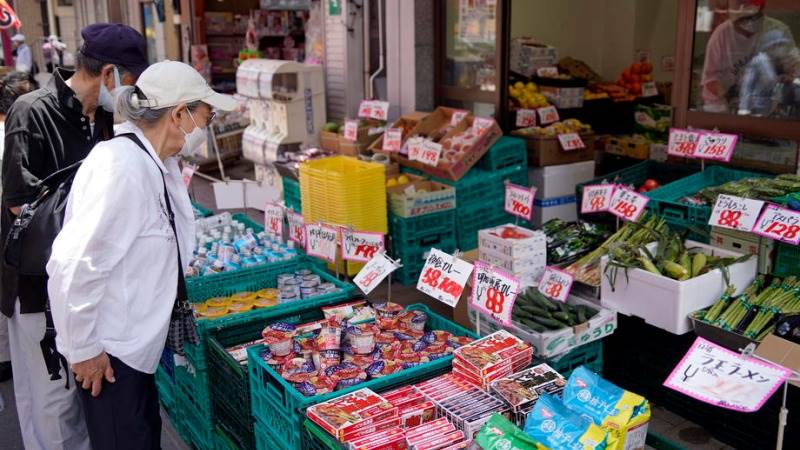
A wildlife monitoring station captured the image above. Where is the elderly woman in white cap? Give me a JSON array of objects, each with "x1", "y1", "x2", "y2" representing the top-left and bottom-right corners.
[
  {"x1": 47, "y1": 60, "x2": 236, "y2": 449},
  {"x1": 10, "y1": 34, "x2": 31, "y2": 73}
]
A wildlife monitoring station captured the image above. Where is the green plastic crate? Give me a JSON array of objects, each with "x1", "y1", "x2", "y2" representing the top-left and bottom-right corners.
[
  {"x1": 391, "y1": 237, "x2": 458, "y2": 286},
  {"x1": 282, "y1": 176, "x2": 302, "y2": 213},
  {"x1": 175, "y1": 365, "x2": 214, "y2": 450},
  {"x1": 155, "y1": 366, "x2": 175, "y2": 414},
  {"x1": 214, "y1": 425, "x2": 240, "y2": 450},
  {"x1": 475, "y1": 136, "x2": 528, "y2": 171},
  {"x1": 193, "y1": 201, "x2": 214, "y2": 218},
  {"x1": 247, "y1": 303, "x2": 478, "y2": 450},
  {"x1": 541, "y1": 340, "x2": 604, "y2": 379},
  {"x1": 773, "y1": 242, "x2": 800, "y2": 277},
  {"x1": 303, "y1": 419, "x2": 343, "y2": 450},
  {"x1": 389, "y1": 210, "x2": 456, "y2": 248}
]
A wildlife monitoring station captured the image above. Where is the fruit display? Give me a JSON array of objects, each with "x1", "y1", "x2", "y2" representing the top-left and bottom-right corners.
[
  {"x1": 583, "y1": 90, "x2": 609, "y2": 100},
  {"x1": 508, "y1": 81, "x2": 549, "y2": 109},
  {"x1": 680, "y1": 174, "x2": 800, "y2": 206},
  {"x1": 540, "y1": 219, "x2": 611, "y2": 266},
  {"x1": 511, "y1": 288, "x2": 599, "y2": 332},
  {"x1": 637, "y1": 178, "x2": 661, "y2": 193},
  {"x1": 617, "y1": 61, "x2": 654, "y2": 97},
  {"x1": 323, "y1": 122, "x2": 340, "y2": 133},
  {"x1": 557, "y1": 56, "x2": 602, "y2": 83},
  {"x1": 593, "y1": 82, "x2": 636, "y2": 102},
  {"x1": 385, "y1": 174, "x2": 412, "y2": 188},
  {"x1": 513, "y1": 118, "x2": 592, "y2": 139}
]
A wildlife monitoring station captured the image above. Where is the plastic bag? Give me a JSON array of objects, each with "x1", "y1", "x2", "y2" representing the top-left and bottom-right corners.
[{"x1": 524, "y1": 394, "x2": 608, "y2": 450}]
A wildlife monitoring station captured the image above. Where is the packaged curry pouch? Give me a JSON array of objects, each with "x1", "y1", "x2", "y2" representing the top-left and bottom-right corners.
[
  {"x1": 524, "y1": 394, "x2": 608, "y2": 450},
  {"x1": 562, "y1": 366, "x2": 650, "y2": 450},
  {"x1": 475, "y1": 413, "x2": 544, "y2": 450}
]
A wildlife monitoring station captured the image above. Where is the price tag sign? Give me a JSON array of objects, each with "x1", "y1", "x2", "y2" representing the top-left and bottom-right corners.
[
  {"x1": 708, "y1": 194, "x2": 765, "y2": 232},
  {"x1": 664, "y1": 337, "x2": 791, "y2": 412},
  {"x1": 667, "y1": 128, "x2": 701, "y2": 158},
  {"x1": 752, "y1": 204, "x2": 800, "y2": 245},
  {"x1": 450, "y1": 110, "x2": 469, "y2": 126},
  {"x1": 406, "y1": 137, "x2": 425, "y2": 161},
  {"x1": 557, "y1": 132, "x2": 585, "y2": 151},
  {"x1": 287, "y1": 210, "x2": 306, "y2": 247},
  {"x1": 537, "y1": 266, "x2": 574, "y2": 303},
  {"x1": 340, "y1": 229, "x2": 385, "y2": 263},
  {"x1": 536, "y1": 66, "x2": 559, "y2": 77},
  {"x1": 641, "y1": 81, "x2": 659, "y2": 97},
  {"x1": 694, "y1": 132, "x2": 738, "y2": 162},
  {"x1": 515, "y1": 109, "x2": 537, "y2": 127},
  {"x1": 418, "y1": 140, "x2": 442, "y2": 167},
  {"x1": 370, "y1": 101, "x2": 390, "y2": 120},
  {"x1": 416, "y1": 249, "x2": 474, "y2": 307},
  {"x1": 264, "y1": 203, "x2": 284, "y2": 237},
  {"x1": 343, "y1": 119, "x2": 359, "y2": 141},
  {"x1": 470, "y1": 261, "x2": 520, "y2": 326},
  {"x1": 181, "y1": 164, "x2": 197, "y2": 188},
  {"x1": 353, "y1": 252, "x2": 399, "y2": 295},
  {"x1": 382, "y1": 128, "x2": 403, "y2": 152},
  {"x1": 305, "y1": 223, "x2": 339, "y2": 263},
  {"x1": 504, "y1": 183, "x2": 536, "y2": 221},
  {"x1": 581, "y1": 184, "x2": 616, "y2": 213},
  {"x1": 537, "y1": 105, "x2": 560, "y2": 125},
  {"x1": 472, "y1": 117, "x2": 495, "y2": 135},
  {"x1": 609, "y1": 186, "x2": 650, "y2": 222},
  {"x1": 357, "y1": 100, "x2": 374, "y2": 119}
]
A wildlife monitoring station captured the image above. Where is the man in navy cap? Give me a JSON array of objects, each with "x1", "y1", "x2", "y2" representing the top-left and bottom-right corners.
[{"x1": 2, "y1": 23, "x2": 148, "y2": 450}]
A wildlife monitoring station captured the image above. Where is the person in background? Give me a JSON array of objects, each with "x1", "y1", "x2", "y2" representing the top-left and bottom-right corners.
[
  {"x1": 2, "y1": 23, "x2": 147, "y2": 450},
  {"x1": 10, "y1": 33, "x2": 31, "y2": 73},
  {"x1": 0, "y1": 70, "x2": 38, "y2": 384},
  {"x1": 48, "y1": 60, "x2": 236, "y2": 449},
  {"x1": 738, "y1": 29, "x2": 800, "y2": 116}
]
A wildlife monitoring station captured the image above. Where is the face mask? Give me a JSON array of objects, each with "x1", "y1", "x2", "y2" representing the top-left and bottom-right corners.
[
  {"x1": 179, "y1": 110, "x2": 207, "y2": 155},
  {"x1": 98, "y1": 66, "x2": 121, "y2": 113}
]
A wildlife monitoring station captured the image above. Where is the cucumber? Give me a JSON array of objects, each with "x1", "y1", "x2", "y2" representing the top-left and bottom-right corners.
[
  {"x1": 519, "y1": 304, "x2": 550, "y2": 317},
  {"x1": 576, "y1": 305, "x2": 587, "y2": 323},
  {"x1": 556, "y1": 301, "x2": 570, "y2": 313},
  {"x1": 529, "y1": 291, "x2": 559, "y2": 312},
  {"x1": 532, "y1": 316, "x2": 567, "y2": 329},
  {"x1": 520, "y1": 319, "x2": 547, "y2": 332},
  {"x1": 552, "y1": 312, "x2": 571, "y2": 323},
  {"x1": 585, "y1": 307, "x2": 598, "y2": 319}
]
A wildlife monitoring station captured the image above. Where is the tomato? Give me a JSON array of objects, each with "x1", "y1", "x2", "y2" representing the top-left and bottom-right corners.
[{"x1": 643, "y1": 179, "x2": 659, "y2": 190}]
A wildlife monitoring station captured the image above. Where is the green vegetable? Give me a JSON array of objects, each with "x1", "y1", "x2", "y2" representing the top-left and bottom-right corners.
[{"x1": 532, "y1": 316, "x2": 567, "y2": 329}]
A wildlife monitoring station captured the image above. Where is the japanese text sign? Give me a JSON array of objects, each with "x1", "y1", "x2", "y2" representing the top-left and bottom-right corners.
[
  {"x1": 581, "y1": 184, "x2": 616, "y2": 214},
  {"x1": 406, "y1": 137, "x2": 425, "y2": 161},
  {"x1": 609, "y1": 186, "x2": 649, "y2": 222},
  {"x1": 515, "y1": 109, "x2": 537, "y2": 128},
  {"x1": 416, "y1": 249, "x2": 474, "y2": 307},
  {"x1": 354, "y1": 252, "x2": 398, "y2": 295},
  {"x1": 470, "y1": 261, "x2": 520, "y2": 326},
  {"x1": 357, "y1": 100, "x2": 390, "y2": 120},
  {"x1": 264, "y1": 203, "x2": 284, "y2": 237},
  {"x1": 641, "y1": 81, "x2": 658, "y2": 97},
  {"x1": 450, "y1": 110, "x2": 469, "y2": 126},
  {"x1": 664, "y1": 337, "x2": 791, "y2": 412},
  {"x1": 305, "y1": 223, "x2": 339, "y2": 263},
  {"x1": 537, "y1": 266, "x2": 574, "y2": 303},
  {"x1": 557, "y1": 132, "x2": 585, "y2": 151},
  {"x1": 694, "y1": 132, "x2": 738, "y2": 162},
  {"x1": 343, "y1": 119, "x2": 359, "y2": 141},
  {"x1": 537, "y1": 106, "x2": 559, "y2": 125},
  {"x1": 752, "y1": 204, "x2": 800, "y2": 245},
  {"x1": 382, "y1": 128, "x2": 403, "y2": 152},
  {"x1": 504, "y1": 183, "x2": 536, "y2": 221},
  {"x1": 340, "y1": 229, "x2": 385, "y2": 263},
  {"x1": 708, "y1": 194, "x2": 765, "y2": 232},
  {"x1": 418, "y1": 140, "x2": 442, "y2": 167},
  {"x1": 667, "y1": 128, "x2": 701, "y2": 158},
  {"x1": 287, "y1": 210, "x2": 306, "y2": 247},
  {"x1": 472, "y1": 117, "x2": 495, "y2": 135}
]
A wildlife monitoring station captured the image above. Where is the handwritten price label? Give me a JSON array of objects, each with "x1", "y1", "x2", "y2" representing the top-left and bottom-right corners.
[
  {"x1": 504, "y1": 183, "x2": 536, "y2": 221},
  {"x1": 641, "y1": 81, "x2": 659, "y2": 97},
  {"x1": 708, "y1": 194, "x2": 765, "y2": 232},
  {"x1": 418, "y1": 140, "x2": 442, "y2": 166},
  {"x1": 340, "y1": 229, "x2": 385, "y2": 263},
  {"x1": 287, "y1": 210, "x2": 306, "y2": 247},
  {"x1": 472, "y1": 117, "x2": 495, "y2": 135},
  {"x1": 536, "y1": 66, "x2": 559, "y2": 77},
  {"x1": 581, "y1": 184, "x2": 616, "y2": 213},
  {"x1": 557, "y1": 132, "x2": 585, "y2": 151},
  {"x1": 382, "y1": 128, "x2": 403, "y2": 152},
  {"x1": 752, "y1": 204, "x2": 800, "y2": 245},
  {"x1": 537, "y1": 266, "x2": 574, "y2": 303},
  {"x1": 353, "y1": 252, "x2": 398, "y2": 295},
  {"x1": 406, "y1": 137, "x2": 425, "y2": 161},
  {"x1": 416, "y1": 249, "x2": 474, "y2": 307},
  {"x1": 694, "y1": 132, "x2": 738, "y2": 162},
  {"x1": 370, "y1": 101, "x2": 389, "y2": 120},
  {"x1": 450, "y1": 110, "x2": 469, "y2": 126},
  {"x1": 264, "y1": 203, "x2": 285, "y2": 237},
  {"x1": 181, "y1": 164, "x2": 197, "y2": 188},
  {"x1": 537, "y1": 105, "x2": 560, "y2": 125},
  {"x1": 358, "y1": 100, "x2": 373, "y2": 119},
  {"x1": 470, "y1": 261, "x2": 520, "y2": 326},
  {"x1": 343, "y1": 119, "x2": 359, "y2": 141},
  {"x1": 305, "y1": 223, "x2": 339, "y2": 263},
  {"x1": 668, "y1": 128, "x2": 701, "y2": 158},
  {"x1": 609, "y1": 186, "x2": 650, "y2": 222},
  {"x1": 515, "y1": 109, "x2": 537, "y2": 128}
]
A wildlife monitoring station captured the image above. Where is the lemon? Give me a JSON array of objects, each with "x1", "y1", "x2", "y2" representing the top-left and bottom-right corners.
[
  {"x1": 386, "y1": 178, "x2": 398, "y2": 187},
  {"x1": 514, "y1": 81, "x2": 525, "y2": 90},
  {"x1": 398, "y1": 175, "x2": 410, "y2": 184},
  {"x1": 526, "y1": 82, "x2": 537, "y2": 92}
]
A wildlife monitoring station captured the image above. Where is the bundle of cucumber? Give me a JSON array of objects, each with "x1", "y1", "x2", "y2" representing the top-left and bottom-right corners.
[{"x1": 512, "y1": 288, "x2": 599, "y2": 333}]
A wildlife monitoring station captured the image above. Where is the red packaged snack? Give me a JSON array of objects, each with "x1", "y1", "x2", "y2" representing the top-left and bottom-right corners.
[
  {"x1": 439, "y1": 442, "x2": 469, "y2": 450},
  {"x1": 405, "y1": 418, "x2": 453, "y2": 441},
  {"x1": 382, "y1": 386, "x2": 415, "y2": 402},
  {"x1": 398, "y1": 401, "x2": 435, "y2": 428},
  {"x1": 306, "y1": 388, "x2": 397, "y2": 441},
  {"x1": 357, "y1": 435, "x2": 407, "y2": 450},
  {"x1": 387, "y1": 392, "x2": 425, "y2": 409},
  {"x1": 412, "y1": 431, "x2": 465, "y2": 450},
  {"x1": 452, "y1": 331, "x2": 531, "y2": 378},
  {"x1": 342, "y1": 416, "x2": 401, "y2": 441},
  {"x1": 347, "y1": 427, "x2": 406, "y2": 449}
]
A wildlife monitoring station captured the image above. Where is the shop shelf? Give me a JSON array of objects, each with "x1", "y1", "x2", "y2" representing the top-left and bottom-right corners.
[
  {"x1": 282, "y1": 176, "x2": 302, "y2": 213},
  {"x1": 539, "y1": 340, "x2": 603, "y2": 379},
  {"x1": 247, "y1": 304, "x2": 477, "y2": 450},
  {"x1": 193, "y1": 201, "x2": 214, "y2": 218},
  {"x1": 389, "y1": 210, "x2": 457, "y2": 250},
  {"x1": 475, "y1": 136, "x2": 528, "y2": 171},
  {"x1": 773, "y1": 242, "x2": 800, "y2": 277}
]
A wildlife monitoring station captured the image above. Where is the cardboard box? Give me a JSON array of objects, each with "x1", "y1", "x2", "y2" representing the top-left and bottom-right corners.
[
  {"x1": 600, "y1": 240, "x2": 757, "y2": 335},
  {"x1": 605, "y1": 135, "x2": 651, "y2": 160},
  {"x1": 521, "y1": 133, "x2": 596, "y2": 167},
  {"x1": 387, "y1": 175, "x2": 456, "y2": 218},
  {"x1": 756, "y1": 335, "x2": 800, "y2": 388},
  {"x1": 369, "y1": 113, "x2": 427, "y2": 153},
  {"x1": 478, "y1": 225, "x2": 546, "y2": 258},
  {"x1": 306, "y1": 388, "x2": 397, "y2": 442},
  {"x1": 529, "y1": 160, "x2": 596, "y2": 199},
  {"x1": 510, "y1": 37, "x2": 558, "y2": 77},
  {"x1": 709, "y1": 226, "x2": 775, "y2": 274},
  {"x1": 539, "y1": 86, "x2": 585, "y2": 109},
  {"x1": 320, "y1": 130, "x2": 340, "y2": 152}
]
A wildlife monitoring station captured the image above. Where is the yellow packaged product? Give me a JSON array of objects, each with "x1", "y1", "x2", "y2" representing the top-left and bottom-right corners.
[
  {"x1": 253, "y1": 297, "x2": 279, "y2": 308},
  {"x1": 256, "y1": 288, "x2": 279, "y2": 299},
  {"x1": 230, "y1": 291, "x2": 257, "y2": 303},
  {"x1": 206, "y1": 297, "x2": 230, "y2": 308},
  {"x1": 199, "y1": 306, "x2": 229, "y2": 319}
]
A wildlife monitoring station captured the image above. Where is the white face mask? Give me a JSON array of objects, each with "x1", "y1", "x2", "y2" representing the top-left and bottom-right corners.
[
  {"x1": 179, "y1": 110, "x2": 207, "y2": 156},
  {"x1": 98, "y1": 66, "x2": 121, "y2": 113}
]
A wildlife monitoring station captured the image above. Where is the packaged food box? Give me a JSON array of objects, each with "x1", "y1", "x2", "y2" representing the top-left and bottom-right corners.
[
  {"x1": 347, "y1": 427, "x2": 406, "y2": 450},
  {"x1": 489, "y1": 363, "x2": 567, "y2": 414},
  {"x1": 478, "y1": 224, "x2": 547, "y2": 258},
  {"x1": 387, "y1": 174, "x2": 456, "y2": 218},
  {"x1": 307, "y1": 388, "x2": 398, "y2": 441},
  {"x1": 452, "y1": 330, "x2": 533, "y2": 379}
]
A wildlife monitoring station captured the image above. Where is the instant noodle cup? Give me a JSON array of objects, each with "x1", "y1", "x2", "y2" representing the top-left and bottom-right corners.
[
  {"x1": 253, "y1": 297, "x2": 278, "y2": 308},
  {"x1": 425, "y1": 342, "x2": 449, "y2": 360},
  {"x1": 256, "y1": 288, "x2": 279, "y2": 299},
  {"x1": 399, "y1": 310, "x2": 427, "y2": 332},
  {"x1": 316, "y1": 320, "x2": 342, "y2": 351},
  {"x1": 199, "y1": 305, "x2": 228, "y2": 319},
  {"x1": 282, "y1": 357, "x2": 316, "y2": 377},
  {"x1": 265, "y1": 354, "x2": 295, "y2": 373},
  {"x1": 206, "y1": 297, "x2": 230, "y2": 308},
  {"x1": 228, "y1": 301, "x2": 253, "y2": 313},
  {"x1": 377, "y1": 315, "x2": 400, "y2": 330},
  {"x1": 365, "y1": 360, "x2": 402, "y2": 378},
  {"x1": 375, "y1": 302, "x2": 404, "y2": 318},
  {"x1": 350, "y1": 324, "x2": 378, "y2": 355},
  {"x1": 313, "y1": 349, "x2": 341, "y2": 372},
  {"x1": 230, "y1": 291, "x2": 257, "y2": 303}
]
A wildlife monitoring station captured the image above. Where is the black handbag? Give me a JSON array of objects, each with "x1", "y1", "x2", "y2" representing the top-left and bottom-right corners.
[{"x1": 119, "y1": 133, "x2": 199, "y2": 355}]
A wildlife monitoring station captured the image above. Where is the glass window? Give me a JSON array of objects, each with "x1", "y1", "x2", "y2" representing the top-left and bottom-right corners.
[
  {"x1": 443, "y1": 0, "x2": 497, "y2": 92},
  {"x1": 691, "y1": 0, "x2": 800, "y2": 119}
]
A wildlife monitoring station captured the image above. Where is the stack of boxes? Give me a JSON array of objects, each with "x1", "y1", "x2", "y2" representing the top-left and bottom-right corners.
[
  {"x1": 478, "y1": 224, "x2": 546, "y2": 288},
  {"x1": 529, "y1": 160, "x2": 595, "y2": 226},
  {"x1": 451, "y1": 330, "x2": 533, "y2": 389}
]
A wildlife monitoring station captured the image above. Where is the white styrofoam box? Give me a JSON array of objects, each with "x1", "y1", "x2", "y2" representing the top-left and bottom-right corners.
[
  {"x1": 478, "y1": 247, "x2": 546, "y2": 286},
  {"x1": 600, "y1": 240, "x2": 757, "y2": 335},
  {"x1": 532, "y1": 196, "x2": 577, "y2": 227},
  {"x1": 510, "y1": 37, "x2": 558, "y2": 77},
  {"x1": 469, "y1": 295, "x2": 617, "y2": 358},
  {"x1": 528, "y1": 160, "x2": 595, "y2": 199},
  {"x1": 478, "y1": 225, "x2": 546, "y2": 259}
]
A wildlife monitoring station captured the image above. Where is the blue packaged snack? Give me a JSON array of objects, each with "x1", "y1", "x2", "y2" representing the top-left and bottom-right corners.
[
  {"x1": 295, "y1": 381, "x2": 317, "y2": 397},
  {"x1": 393, "y1": 331, "x2": 416, "y2": 341},
  {"x1": 365, "y1": 360, "x2": 385, "y2": 377},
  {"x1": 524, "y1": 394, "x2": 608, "y2": 450},
  {"x1": 422, "y1": 331, "x2": 437, "y2": 344},
  {"x1": 412, "y1": 340, "x2": 429, "y2": 352},
  {"x1": 259, "y1": 346, "x2": 272, "y2": 362},
  {"x1": 270, "y1": 322, "x2": 296, "y2": 333}
]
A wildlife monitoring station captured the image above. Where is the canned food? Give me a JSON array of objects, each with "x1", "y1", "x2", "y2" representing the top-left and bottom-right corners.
[
  {"x1": 302, "y1": 275, "x2": 321, "y2": 285},
  {"x1": 295, "y1": 269, "x2": 313, "y2": 277}
]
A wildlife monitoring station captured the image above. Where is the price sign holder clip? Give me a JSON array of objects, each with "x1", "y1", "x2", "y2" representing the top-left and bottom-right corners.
[{"x1": 381, "y1": 251, "x2": 403, "y2": 303}]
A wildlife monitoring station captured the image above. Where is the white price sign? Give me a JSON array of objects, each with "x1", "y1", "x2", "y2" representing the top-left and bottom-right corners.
[
  {"x1": 708, "y1": 195, "x2": 765, "y2": 232},
  {"x1": 340, "y1": 229, "x2": 385, "y2": 263},
  {"x1": 450, "y1": 110, "x2": 469, "y2": 126},
  {"x1": 264, "y1": 203, "x2": 284, "y2": 237},
  {"x1": 287, "y1": 210, "x2": 306, "y2": 247},
  {"x1": 609, "y1": 186, "x2": 650, "y2": 222},
  {"x1": 515, "y1": 109, "x2": 537, "y2": 127},
  {"x1": 472, "y1": 117, "x2": 495, "y2": 135},
  {"x1": 353, "y1": 252, "x2": 399, "y2": 295},
  {"x1": 752, "y1": 204, "x2": 800, "y2": 245},
  {"x1": 504, "y1": 183, "x2": 536, "y2": 222},
  {"x1": 418, "y1": 140, "x2": 442, "y2": 167},
  {"x1": 667, "y1": 128, "x2": 701, "y2": 158},
  {"x1": 406, "y1": 137, "x2": 425, "y2": 161},
  {"x1": 181, "y1": 164, "x2": 197, "y2": 188},
  {"x1": 537, "y1": 105, "x2": 560, "y2": 125},
  {"x1": 382, "y1": 128, "x2": 403, "y2": 152},
  {"x1": 641, "y1": 81, "x2": 659, "y2": 97},
  {"x1": 343, "y1": 119, "x2": 359, "y2": 141},
  {"x1": 557, "y1": 132, "x2": 585, "y2": 151},
  {"x1": 536, "y1": 66, "x2": 559, "y2": 77},
  {"x1": 357, "y1": 100, "x2": 389, "y2": 120},
  {"x1": 357, "y1": 100, "x2": 374, "y2": 119},
  {"x1": 470, "y1": 261, "x2": 520, "y2": 326},
  {"x1": 581, "y1": 184, "x2": 616, "y2": 214},
  {"x1": 537, "y1": 266, "x2": 574, "y2": 303},
  {"x1": 305, "y1": 223, "x2": 339, "y2": 263},
  {"x1": 664, "y1": 337, "x2": 791, "y2": 412},
  {"x1": 694, "y1": 132, "x2": 738, "y2": 162},
  {"x1": 416, "y1": 249, "x2": 474, "y2": 307}
]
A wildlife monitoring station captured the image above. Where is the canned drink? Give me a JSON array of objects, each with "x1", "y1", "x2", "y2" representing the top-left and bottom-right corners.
[{"x1": 302, "y1": 275, "x2": 321, "y2": 285}]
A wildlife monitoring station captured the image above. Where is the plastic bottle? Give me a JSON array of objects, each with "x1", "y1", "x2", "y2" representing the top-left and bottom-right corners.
[
  {"x1": 240, "y1": 249, "x2": 257, "y2": 268},
  {"x1": 226, "y1": 254, "x2": 242, "y2": 271},
  {"x1": 252, "y1": 247, "x2": 268, "y2": 264},
  {"x1": 203, "y1": 259, "x2": 225, "y2": 275}
]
